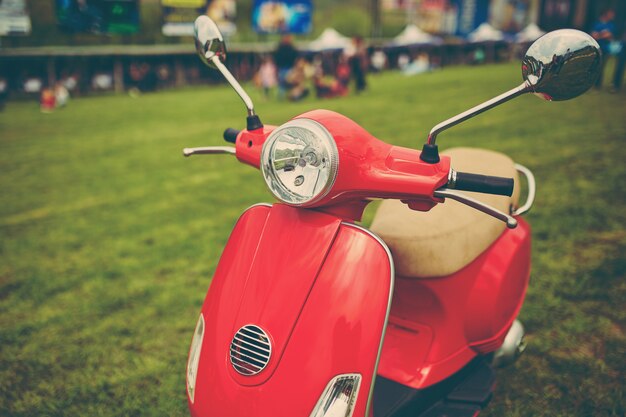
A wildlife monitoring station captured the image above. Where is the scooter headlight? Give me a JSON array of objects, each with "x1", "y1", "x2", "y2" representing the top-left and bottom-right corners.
[
  {"x1": 310, "y1": 374, "x2": 361, "y2": 417},
  {"x1": 186, "y1": 314, "x2": 205, "y2": 403},
  {"x1": 261, "y1": 119, "x2": 339, "y2": 206}
]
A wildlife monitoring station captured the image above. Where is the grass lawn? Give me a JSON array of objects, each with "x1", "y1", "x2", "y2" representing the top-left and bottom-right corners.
[{"x1": 1, "y1": 63, "x2": 625, "y2": 416}]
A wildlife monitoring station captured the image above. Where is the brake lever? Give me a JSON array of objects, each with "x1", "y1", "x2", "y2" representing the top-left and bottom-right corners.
[
  {"x1": 183, "y1": 146, "x2": 236, "y2": 157},
  {"x1": 434, "y1": 188, "x2": 518, "y2": 229}
]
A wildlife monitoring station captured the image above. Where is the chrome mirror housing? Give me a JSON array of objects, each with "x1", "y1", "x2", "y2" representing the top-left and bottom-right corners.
[
  {"x1": 194, "y1": 15, "x2": 226, "y2": 69},
  {"x1": 522, "y1": 29, "x2": 602, "y2": 101}
]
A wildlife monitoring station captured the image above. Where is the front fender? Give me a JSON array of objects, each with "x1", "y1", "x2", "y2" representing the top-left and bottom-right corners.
[{"x1": 189, "y1": 204, "x2": 393, "y2": 417}]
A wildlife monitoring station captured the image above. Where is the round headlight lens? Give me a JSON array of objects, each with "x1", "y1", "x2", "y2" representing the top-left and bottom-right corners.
[{"x1": 261, "y1": 119, "x2": 338, "y2": 206}]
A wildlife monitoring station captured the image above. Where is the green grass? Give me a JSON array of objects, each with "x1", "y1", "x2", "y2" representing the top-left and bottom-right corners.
[{"x1": 1, "y1": 64, "x2": 625, "y2": 416}]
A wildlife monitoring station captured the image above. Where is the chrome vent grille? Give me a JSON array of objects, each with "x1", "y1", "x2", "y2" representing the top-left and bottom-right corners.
[{"x1": 229, "y1": 325, "x2": 272, "y2": 376}]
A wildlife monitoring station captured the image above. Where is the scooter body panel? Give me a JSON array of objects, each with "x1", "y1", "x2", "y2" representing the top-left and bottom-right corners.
[
  {"x1": 189, "y1": 203, "x2": 393, "y2": 417},
  {"x1": 377, "y1": 217, "x2": 531, "y2": 389}
]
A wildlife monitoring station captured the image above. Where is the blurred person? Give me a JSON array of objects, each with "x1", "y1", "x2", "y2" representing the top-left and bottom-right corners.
[
  {"x1": 313, "y1": 55, "x2": 350, "y2": 99},
  {"x1": 336, "y1": 55, "x2": 351, "y2": 89},
  {"x1": 40, "y1": 87, "x2": 56, "y2": 113},
  {"x1": 128, "y1": 62, "x2": 142, "y2": 96},
  {"x1": 92, "y1": 73, "x2": 113, "y2": 91},
  {"x1": 472, "y1": 48, "x2": 486, "y2": 65},
  {"x1": 273, "y1": 35, "x2": 298, "y2": 99},
  {"x1": 611, "y1": 22, "x2": 626, "y2": 92},
  {"x1": 285, "y1": 57, "x2": 311, "y2": 101},
  {"x1": 156, "y1": 64, "x2": 172, "y2": 89},
  {"x1": 591, "y1": 8, "x2": 616, "y2": 88},
  {"x1": 55, "y1": 82, "x2": 70, "y2": 108},
  {"x1": 346, "y1": 36, "x2": 368, "y2": 93},
  {"x1": 256, "y1": 56, "x2": 277, "y2": 99},
  {"x1": 370, "y1": 49, "x2": 387, "y2": 73},
  {"x1": 62, "y1": 73, "x2": 79, "y2": 92},
  {"x1": 313, "y1": 77, "x2": 332, "y2": 98},
  {"x1": 312, "y1": 54, "x2": 324, "y2": 79},
  {"x1": 313, "y1": 76, "x2": 348, "y2": 99},
  {"x1": 0, "y1": 77, "x2": 7, "y2": 111},
  {"x1": 128, "y1": 61, "x2": 156, "y2": 95},
  {"x1": 612, "y1": 46, "x2": 625, "y2": 92},
  {"x1": 403, "y1": 53, "x2": 431, "y2": 76},
  {"x1": 23, "y1": 77, "x2": 42, "y2": 94},
  {"x1": 397, "y1": 53, "x2": 410, "y2": 70}
]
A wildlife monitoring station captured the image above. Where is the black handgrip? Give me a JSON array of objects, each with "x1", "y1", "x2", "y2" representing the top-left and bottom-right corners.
[
  {"x1": 223, "y1": 128, "x2": 240, "y2": 144},
  {"x1": 452, "y1": 171, "x2": 514, "y2": 196}
]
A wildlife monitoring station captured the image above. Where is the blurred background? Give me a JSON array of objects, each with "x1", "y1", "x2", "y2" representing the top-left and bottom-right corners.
[
  {"x1": 1, "y1": 0, "x2": 625, "y2": 98},
  {"x1": 1, "y1": 1, "x2": 625, "y2": 416}
]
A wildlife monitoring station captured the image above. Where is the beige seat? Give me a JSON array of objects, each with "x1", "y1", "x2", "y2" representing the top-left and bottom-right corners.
[{"x1": 370, "y1": 147, "x2": 520, "y2": 278}]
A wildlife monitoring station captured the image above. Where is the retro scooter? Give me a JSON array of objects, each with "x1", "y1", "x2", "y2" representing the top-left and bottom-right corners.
[{"x1": 183, "y1": 16, "x2": 601, "y2": 417}]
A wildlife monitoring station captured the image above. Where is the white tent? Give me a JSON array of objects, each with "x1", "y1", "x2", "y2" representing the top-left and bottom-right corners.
[
  {"x1": 516, "y1": 23, "x2": 545, "y2": 43},
  {"x1": 468, "y1": 23, "x2": 504, "y2": 42},
  {"x1": 307, "y1": 28, "x2": 352, "y2": 52},
  {"x1": 391, "y1": 24, "x2": 442, "y2": 46}
]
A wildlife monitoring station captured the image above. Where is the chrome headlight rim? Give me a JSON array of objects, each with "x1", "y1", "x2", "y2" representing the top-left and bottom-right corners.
[{"x1": 261, "y1": 118, "x2": 339, "y2": 207}]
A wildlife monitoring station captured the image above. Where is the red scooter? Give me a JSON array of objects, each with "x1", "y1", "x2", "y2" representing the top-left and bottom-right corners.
[{"x1": 184, "y1": 16, "x2": 601, "y2": 417}]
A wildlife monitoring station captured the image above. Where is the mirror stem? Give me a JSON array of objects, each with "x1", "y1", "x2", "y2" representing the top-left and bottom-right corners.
[
  {"x1": 210, "y1": 55, "x2": 256, "y2": 117},
  {"x1": 426, "y1": 82, "x2": 530, "y2": 147},
  {"x1": 420, "y1": 82, "x2": 529, "y2": 163}
]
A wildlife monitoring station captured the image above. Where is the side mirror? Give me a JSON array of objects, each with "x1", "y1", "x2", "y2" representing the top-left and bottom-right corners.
[
  {"x1": 523, "y1": 29, "x2": 602, "y2": 101},
  {"x1": 193, "y1": 16, "x2": 262, "y2": 129},
  {"x1": 421, "y1": 28, "x2": 602, "y2": 162},
  {"x1": 194, "y1": 15, "x2": 227, "y2": 69}
]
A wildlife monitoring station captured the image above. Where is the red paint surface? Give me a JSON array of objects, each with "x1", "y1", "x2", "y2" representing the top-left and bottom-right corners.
[
  {"x1": 377, "y1": 218, "x2": 531, "y2": 389},
  {"x1": 189, "y1": 204, "x2": 392, "y2": 416}
]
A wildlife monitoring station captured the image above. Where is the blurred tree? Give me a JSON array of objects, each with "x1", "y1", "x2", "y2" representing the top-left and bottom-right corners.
[{"x1": 370, "y1": 0, "x2": 381, "y2": 38}]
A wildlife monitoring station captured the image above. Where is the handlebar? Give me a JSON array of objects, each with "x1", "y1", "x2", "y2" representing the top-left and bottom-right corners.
[
  {"x1": 223, "y1": 128, "x2": 241, "y2": 144},
  {"x1": 436, "y1": 169, "x2": 517, "y2": 228},
  {"x1": 434, "y1": 188, "x2": 518, "y2": 228},
  {"x1": 448, "y1": 169, "x2": 514, "y2": 197},
  {"x1": 181, "y1": 127, "x2": 241, "y2": 158}
]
